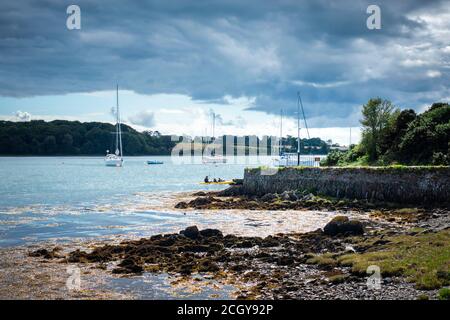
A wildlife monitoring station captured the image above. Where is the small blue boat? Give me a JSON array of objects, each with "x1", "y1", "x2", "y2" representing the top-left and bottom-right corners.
[{"x1": 147, "y1": 160, "x2": 164, "y2": 165}]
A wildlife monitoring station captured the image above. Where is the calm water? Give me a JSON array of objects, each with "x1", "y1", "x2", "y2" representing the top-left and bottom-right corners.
[
  {"x1": 1, "y1": 156, "x2": 340, "y2": 299},
  {"x1": 0, "y1": 156, "x2": 273, "y2": 247},
  {"x1": 0, "y1": 155, "x2": 331, "y2": 248}
]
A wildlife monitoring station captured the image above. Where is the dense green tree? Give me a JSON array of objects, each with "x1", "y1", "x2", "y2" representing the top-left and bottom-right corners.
[
  {"x1": 397, "y1": 102, "x2": 450, "y2": 164},
  {"x1": 321, "y1": 100, "x2": 449, "y2": 166},
  {"x1": 61, "y1": 133, "x2": 74, "y2": 153},
  {"x1": 360, "y1": 98, "x2": 396, "y2": 161},
  {"x1": 43, "y1": 135, "x2": 57, "y2": 154},
  {"x1": 379, "y1": 109, "x2": 416, "y2": 161}
]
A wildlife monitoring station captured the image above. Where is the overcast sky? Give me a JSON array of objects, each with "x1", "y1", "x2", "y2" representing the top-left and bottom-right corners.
[{"x1": 0, "y1": 0, "x2": 449, "y2": 145}]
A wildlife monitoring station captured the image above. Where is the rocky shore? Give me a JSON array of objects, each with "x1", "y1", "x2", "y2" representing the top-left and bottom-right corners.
[
  {"x1": 28, "y1": 211, "x2": 449, "y2": 300},
  {"x1": 175, "y1": 187, "x2": 449, "y2": 226},
  {"x1": 22, "y1": 185, "x2": 450, "y2": 300}
]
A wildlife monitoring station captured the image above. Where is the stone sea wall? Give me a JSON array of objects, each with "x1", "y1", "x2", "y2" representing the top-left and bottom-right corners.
[{"x1": 242, "y1": 167, "x2": 450, "y2": 204}]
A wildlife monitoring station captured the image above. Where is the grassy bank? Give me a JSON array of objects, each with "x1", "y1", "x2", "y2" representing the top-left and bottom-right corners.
[{"x1": 307, "y1": 229, "x2": 450, "y2": 291}]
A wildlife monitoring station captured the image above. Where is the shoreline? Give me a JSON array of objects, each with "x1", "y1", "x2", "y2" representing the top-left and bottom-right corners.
[{"x1": 2, "y1": 189, "x2": 448, "y2": 300}]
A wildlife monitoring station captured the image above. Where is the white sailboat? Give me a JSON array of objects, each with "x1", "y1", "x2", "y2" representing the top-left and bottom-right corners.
[
  {"x1": 105, "y1": 85, "x2": 124, "y2": 167},
  {"x1": 273, "y1": 108, "x2": 296, "y2": 166},
  {"x1": 202, "y1": 111, "x2": 227, "y2": 164},
  {"x1": 202, "y1": 155, "x2": 227, "y2": 164},
  {"x1": 273, "y1": 108, "x2": 290, "y2": 166},
  {"x1": 273, "y1": 92, "x2": 319, "y2": 167}
]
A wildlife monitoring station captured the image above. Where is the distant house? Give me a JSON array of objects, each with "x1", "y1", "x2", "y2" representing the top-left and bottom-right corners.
[{"x1": 329, "y1": 145, "x2": 349, "y2": 151}]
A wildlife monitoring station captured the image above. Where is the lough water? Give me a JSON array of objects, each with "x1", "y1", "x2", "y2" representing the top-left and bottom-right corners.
[
  {"x1": 0, "y1": 155, "x2": 343, "y2": 299},
  {"x1": 0, "y1": 155, "x2": 332, "y2": 248},
  {"x1": 0, "y1": 156, "x2": 265, "y2": 247}
]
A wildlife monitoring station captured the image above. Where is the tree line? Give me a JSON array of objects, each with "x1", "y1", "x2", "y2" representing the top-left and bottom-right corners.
[
  {"x1": 0, "y1": 120, "x2": 175, "y2": 156},
  {"x1": 322, "y1": 100, "x2": 450, "y2": 166},
  {"x1": 0, "y1": 120, "x2": 332, "y2": 156}
]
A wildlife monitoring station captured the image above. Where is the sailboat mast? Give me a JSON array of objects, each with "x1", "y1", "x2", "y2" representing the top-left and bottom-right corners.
[
  {"x1": 349, "y1": 127, "x2": 352, "y2": 147},
  {"x1": 297, "y1": 92, "x2": 301, "y2": 165},
  {"x1": 212, "y1": 112, "x2": 215, "y2": 140},
  {"x1": 117, "y1": 84, "x2": 123, "y2": 158},
  {"x1": 115, "y1": 86, "x2": 119, "y2": 153},
  {"x1": 280, "y1": 109, "x2": 283, "y2": 156}
]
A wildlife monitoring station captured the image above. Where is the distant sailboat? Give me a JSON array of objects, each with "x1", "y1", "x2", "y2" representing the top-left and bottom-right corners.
[
  {"x1": 273, "y1": 108, "x2": 290, "y2": 166},
  {"x1": 105, "y1": 85, "x2": 124, "y2": 167},
  {"x1": 273, "y1": 92, "x2": 319, "y2": 167},
  {"x1": 147, "y1": 160, "x2": 164, "y2": 165},
  {"x1": 202, "y1": 111, "x2": 227, "y2": 164}
]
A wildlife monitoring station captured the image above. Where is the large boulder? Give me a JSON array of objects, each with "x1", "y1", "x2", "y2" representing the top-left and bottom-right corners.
[
  {"x1": 323, "y1": 216, "x2": 364, "y2": 236},
  {"x1": 199, "y1": 228, "x2": 223, "y2": 238},
  {"x1": 281, "y1": 191, "x2": 298, "y2": 201},
  {"x1": 188, "y1": 197, "x2": 212, "y2": 207},
  {"x1": 114, "y1": 257, "x2": 143, "y2": 274},
  {"x1": 192, "y1": 191, "x2": 207, "y2": 196},
  {"x1": 217, "y1": 185, "x2": 242, "y2": 196},
  {"x1": 180, "y1": 225, "x2": 200, "y2": 239},
  {"x1": 260, "y1": 193, "x2": 277, "y2": 202},
  {"x1": 175, "y1": 201, "x2": 188, "y2": 209}
]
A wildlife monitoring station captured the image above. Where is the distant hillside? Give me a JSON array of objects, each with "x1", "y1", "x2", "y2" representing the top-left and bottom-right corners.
[
  {"x1": 0, "y1": 120, "x2": 333, "y2": 156},
  {"x1": 0, "y1": 120, "x2": 176, "y2": 155}
]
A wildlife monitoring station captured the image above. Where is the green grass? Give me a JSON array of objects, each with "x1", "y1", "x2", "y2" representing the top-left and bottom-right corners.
[
  {"x1": 339, "y1": 230, "x2": 450, "y2": 290},
  {"x1": 438, "y1": 287, "x2": 450, "y2": 300},
  {"x1": 306, "y1": 253, "x2": 339, "y2": 267},
  {"x1": 308, "y1": 230, "x2": 450, "y2": 290},
  {"x1": 327, "y1": 274, "x2": 349, "y2": 284},
  {"x1": 339, "y1": 155, "x2": 371, "y2": 167}
]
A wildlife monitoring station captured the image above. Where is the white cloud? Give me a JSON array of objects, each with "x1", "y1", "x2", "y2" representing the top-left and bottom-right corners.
[
  {"x1": 14, "y1": 110, "x2": 31, "y2": 121},
  {"x1": 128, "y1": 110, "x2": 156, "y2": 127},
  {"x1": 292, "y1": 80, "x2": 351, "y2": 89},
  {"x1": 222, "y1": 95, "x2": 256, "y2": 108},
  {"x1": 158, "y1": 108, "x2": 185, "y2": 114},
  {"x1": 442, "y1": 46, "x2": 450, "y2": 54},
  {"x1": 426, "y1": 70, "x2": 442, "y2": 78},
  {"x1": 400, "y1": 59, "x2": 429, "y2": 67}
]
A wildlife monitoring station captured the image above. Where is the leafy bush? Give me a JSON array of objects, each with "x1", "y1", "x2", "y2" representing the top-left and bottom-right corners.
[
  {"x1": 432, "y1": 152, "x2": 449, "y2": 165},
  {"x1": 438, "y1": 287, "x2": 450, "y2": 300},
  {"x1": 320, "y1": 145, "x2": 365, "y2": 166},
  {"x1": 320, "y1": 150, "x2": 346, "y2": 166}
]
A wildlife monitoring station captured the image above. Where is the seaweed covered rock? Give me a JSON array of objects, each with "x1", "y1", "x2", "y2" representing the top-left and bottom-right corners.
[
  {"x1": 187, "y1": 197, "x2": 213, "y2": 208},
  {"x1": 217, "y1": 185, "x2": 242, "y2": 197},
  {"x1": 180, "y1": 225, "x2": 200, "y2": 239},
  {"x1": 28, "y1": 248, "x2": 61, "y2": 259},
  {"x1": 175, "y1": 201, "x2": 188, "y2": 209},
  {"x1": 260, "y1": 193, "x2": 277, "y2": 202},
  {"x1": 281, "y1": 191, "x2": 298, "y2": 201},
  {"x1": 192, "y1": 191, "x2": 207, "y2": 196},
  {"x1": 199, "y1": 228, "x2": 223, "y2": 238},
  {"x1": 323, "y1": 216, "x2": 364, "y2": 236},
  {"x1": 113, "y1": 257, "x2": 143, "y2": 274}
]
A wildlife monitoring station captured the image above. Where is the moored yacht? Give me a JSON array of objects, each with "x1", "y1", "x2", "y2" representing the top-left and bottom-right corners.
[
  {"x1": 202, "y1": 155, "x2": 227, "y2": 164},
  {"x1": 105, "y1": 85, "x2": 124, "y2": 167},
  {"x1": 202, "y1": 111, "x2": 227, "y2": 164}
]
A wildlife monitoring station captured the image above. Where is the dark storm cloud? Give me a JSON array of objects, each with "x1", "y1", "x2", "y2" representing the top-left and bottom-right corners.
[{"x1": 0, "y1": 0, "x2": 449, "y2": 126}]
